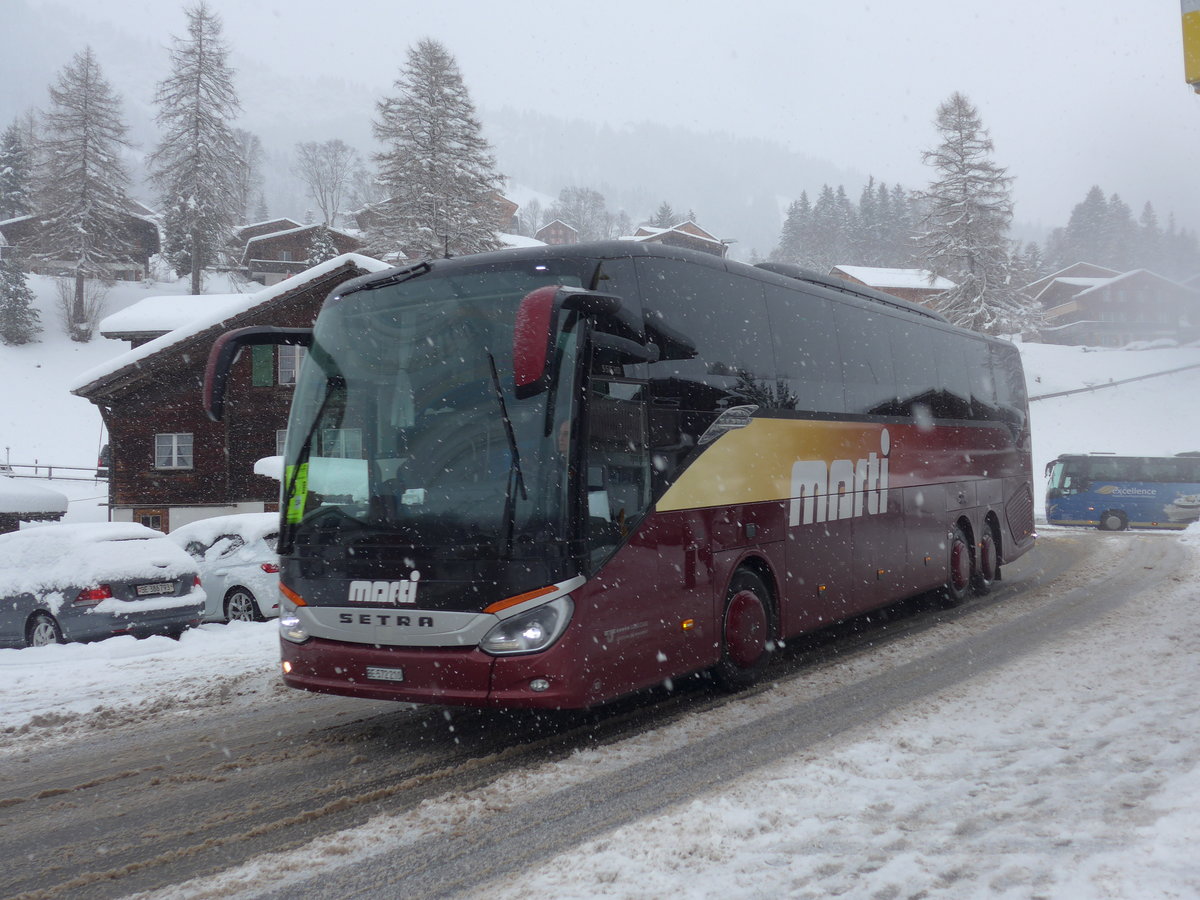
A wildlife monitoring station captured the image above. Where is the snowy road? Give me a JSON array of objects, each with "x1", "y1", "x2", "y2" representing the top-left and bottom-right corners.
[{"x1": 0, "y1": 532, "x2": 1188, "y2": 899}]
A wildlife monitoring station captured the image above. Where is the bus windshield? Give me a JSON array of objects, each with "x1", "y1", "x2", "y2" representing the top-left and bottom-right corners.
[{"x1": 280, "y1": 259, "x2": 587, "y2": 561}]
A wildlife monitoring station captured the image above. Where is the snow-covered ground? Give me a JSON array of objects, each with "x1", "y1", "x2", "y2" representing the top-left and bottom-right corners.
[{"x1": 2, "y1": 273, "x2": 1200, "y2": 897}]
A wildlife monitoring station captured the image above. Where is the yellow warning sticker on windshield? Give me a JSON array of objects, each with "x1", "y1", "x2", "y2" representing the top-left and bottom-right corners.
[{"x1": 285, "y1": 463, "x2": 309, "y2": 524}]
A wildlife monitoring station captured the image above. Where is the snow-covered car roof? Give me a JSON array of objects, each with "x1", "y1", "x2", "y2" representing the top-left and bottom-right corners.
[
  {"x1": 168, "y1": 513, "x2": 280, "y2": 547},
  {"x1": 0, "y1": 522, "x2": 198, "y2": 595}
]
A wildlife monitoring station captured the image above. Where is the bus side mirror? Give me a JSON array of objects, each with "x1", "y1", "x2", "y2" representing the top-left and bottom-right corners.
[
  {"x1": 513, "y1": 286, "x2": 624, "y2": 398},
  {"x1": 204, "y1": 326, "x2": 313, "y2": 422}
]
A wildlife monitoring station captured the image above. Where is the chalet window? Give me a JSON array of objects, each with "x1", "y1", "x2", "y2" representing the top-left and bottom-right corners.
[
  {"x1": 280, "y1": 250, "x2": 293, "y2": 262},
  {"x1": 276, "y1": 429, "x2": 288, "y2": 456},
  {"x1": 155, "y1": 433, "x2": 193, "y2": 469},
  {"x1": 278, "y1": 345, "x2": 307, "y2": 385}
]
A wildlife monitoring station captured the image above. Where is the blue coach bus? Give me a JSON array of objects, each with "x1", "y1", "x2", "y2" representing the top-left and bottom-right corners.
[{"x1": 1045, "y1": 453, "x2": 1200, "y2": 530}]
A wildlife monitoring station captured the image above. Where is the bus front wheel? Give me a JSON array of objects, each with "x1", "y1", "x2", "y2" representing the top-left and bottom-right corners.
[
  {"x1": 1099, "y1": 510, "x2": 1128, "y2": 531},
  {"x1": 712, "y1": 569, "x2": 774, "y2": 691}
]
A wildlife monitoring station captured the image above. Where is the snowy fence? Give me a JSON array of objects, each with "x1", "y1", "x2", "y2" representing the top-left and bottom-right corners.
[{"x1": 1028, "y1": 363, "x2": 1200, "y2": 402}]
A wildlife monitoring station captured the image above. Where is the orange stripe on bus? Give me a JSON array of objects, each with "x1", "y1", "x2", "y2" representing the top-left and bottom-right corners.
[{"x1": 484, "y1": 585, "x2": 556, "y2": 614}]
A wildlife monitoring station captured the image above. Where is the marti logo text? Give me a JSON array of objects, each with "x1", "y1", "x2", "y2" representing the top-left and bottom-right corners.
[{"x1": 789, "y1": 429, "x2": 891, "y2": 526}]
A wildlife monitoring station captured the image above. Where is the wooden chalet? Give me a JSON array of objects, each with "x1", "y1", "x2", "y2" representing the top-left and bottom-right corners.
[
  {"x1": 0, "y1": 477, "x2": 68, "y2": 535},
  {"x1": 830, "y1": 265, "x2": 956, "y2": 309},
  {"x1": 1032, "y1": 267, "x2": 1200, "y2": 347},
  {"x1": 535, "y1": 219, "x2": 579, "y2": 246},
  {"x1": 238, "y1": 223, "x2": 363, "y2": 285},
  {"x1": 71, "y1": 254, "x2": 390, "y2": 533},
  {"x1": 624, "y1": 222, "x2": 728, "y2": 257},
  {"x1": 0, "y1": 199, "x2": 160, "y2": 280}
]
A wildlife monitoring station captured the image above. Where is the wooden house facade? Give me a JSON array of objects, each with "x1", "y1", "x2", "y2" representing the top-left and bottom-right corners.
[{"x1": 71, "y1": 255, "x2": 389, "y2": 532}]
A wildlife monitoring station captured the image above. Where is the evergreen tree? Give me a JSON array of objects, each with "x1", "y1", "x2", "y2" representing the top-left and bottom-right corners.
[
  {"x1": 35, "y1": 46, "x2": 135, "y2": 339},
  {"x1": 308, "y1": 225, "x2": 340, "y2": 264},
  {"x1": 1137, "y1": 202, "x2": 1163, "y2": 273},
  {"x1": 0, "y1": 253, "x2": 40, "y2": 345},
  {"x1": 648, "y1": 202, "x2": 676, "y2": 227},
  {"x1": 916, "y1": 92, "x2": 1030, "y2": 334},
  {"x1": 1053, "y1": 185, "x2": 1108, "y2": 267},
  {"x1": 770, "y1": 193, "x2": 810, "y2": 264},
  {"x1": 371, "y1": 39, "x2": 502, "y2": 258},
  {"x1": 0, "y1": 122, "x2": 34, "y2": 221},
  {"x1": 1103, "y1": 193, "x2": 1136, "y2": 270},
  {"x1": 149, "y1": 2, "x2": 242, "y2": 294}
]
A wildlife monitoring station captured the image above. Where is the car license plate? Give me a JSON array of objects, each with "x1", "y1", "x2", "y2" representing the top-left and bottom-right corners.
[
  {"x1": 366, "y1": 666, "x2": 405, "y2": 683},
  {"x1": 136, "y1": 582, "x2": 175, "y2": 596}
]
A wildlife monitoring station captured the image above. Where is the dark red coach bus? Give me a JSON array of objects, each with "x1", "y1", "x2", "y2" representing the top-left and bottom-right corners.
[{"x1": 205, "y1": 242, "x2": 1035, "y2": 708}]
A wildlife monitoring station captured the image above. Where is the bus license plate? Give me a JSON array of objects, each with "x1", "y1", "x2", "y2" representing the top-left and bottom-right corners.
[
  {"x1": 366, "y1": 666, "x2": 406, "y2": 683},
  {"x1": 136, "y1": 582, "x2": 175, "y2": 596}
]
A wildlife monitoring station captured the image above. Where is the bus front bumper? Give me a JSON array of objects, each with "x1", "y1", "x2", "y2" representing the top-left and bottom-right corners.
[{"x1": 279, "y1": 636, "x2": 591, "y2": 708}]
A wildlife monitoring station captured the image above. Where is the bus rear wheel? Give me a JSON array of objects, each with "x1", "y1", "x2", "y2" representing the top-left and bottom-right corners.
[
  {"x1": 971, "y1": 527, "x2": 998, "y2": 595},
  {"x1": 941, "y1": 526, "x2": 972, "y2": 608},
  {"x1": 713, "y1": 569, "x2": 774, "y2": 691},
  {"x1": 1099, "y1": 510, "x2": 1128, "y2": 531}
]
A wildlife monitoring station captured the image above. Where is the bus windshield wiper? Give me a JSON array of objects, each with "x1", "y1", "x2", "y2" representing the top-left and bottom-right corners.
[{"x1": 486, "y1": 351, "x2": 528, "y2": 503}]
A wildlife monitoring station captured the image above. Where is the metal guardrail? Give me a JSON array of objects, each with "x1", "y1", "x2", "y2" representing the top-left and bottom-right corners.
[
  {"x1": 1028, "y1": 362, "x2": 1200, "y2": 402},
  {"x1": 0, "y1": 462, "x2": 107, "y2": 482}
]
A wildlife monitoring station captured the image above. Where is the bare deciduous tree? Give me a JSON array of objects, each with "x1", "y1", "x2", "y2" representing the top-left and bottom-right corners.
[{"x1": 293, "y1": 139, "x2": 359, "y2": 226}]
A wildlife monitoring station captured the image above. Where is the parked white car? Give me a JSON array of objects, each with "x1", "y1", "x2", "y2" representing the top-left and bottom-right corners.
[{"x1": 168, "y1": 513, "x2": 280, "y2": 622}]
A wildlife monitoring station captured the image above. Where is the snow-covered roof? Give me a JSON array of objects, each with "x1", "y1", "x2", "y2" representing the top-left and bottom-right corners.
[
  {"x1": 99, "y1": 294, "x2": 253, "y2": 338},
  {"x1": 498, "y1": 232, "x2": 546, "y2": 249},
  {"x1": 243, "y1": 224, "x2": 358, "y2": 246},
  {"x1": 833, "y1": 265, "x2": 956, "y2": 291},
  {"x1": 70, "y1": 253, "x2": 390, "y2": 394},
  {"x1": 1074, "y1": 268, "x2": 1197, "y2": 297},
  {"x1": 0, "y1": 476, "x2": 68, "y2": 517},
  {"x1": 624, "y1": 222, "x2": 724, "y2": 247}
]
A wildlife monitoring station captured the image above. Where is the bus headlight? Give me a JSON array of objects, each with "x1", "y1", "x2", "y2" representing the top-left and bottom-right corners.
[
  {"x1": 480, "y1": 596, "x2": 574, "y2": 656},
  {"x1": 279, "y1": 614, "x2": 310, "y2": 644}
]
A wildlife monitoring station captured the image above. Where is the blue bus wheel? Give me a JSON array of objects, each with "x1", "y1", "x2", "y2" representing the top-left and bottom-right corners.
[{"x1": 1099, "y1": 510, "x2": 1127, "y2": 531}]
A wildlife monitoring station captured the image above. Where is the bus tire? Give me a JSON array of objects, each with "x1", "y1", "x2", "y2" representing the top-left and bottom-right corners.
[
  {"x1": 971, "y1": 526, "x2": 998, "y2": 595},
  {"x1": 712, "y1": 569, "x2": 774, "y2": 691},
  {"x1": 941, "y1": 526, "x2": 972, "y2": 608},
  {"x1": 1099, "y1": 510, "x2": 1127, "y2": 531}
]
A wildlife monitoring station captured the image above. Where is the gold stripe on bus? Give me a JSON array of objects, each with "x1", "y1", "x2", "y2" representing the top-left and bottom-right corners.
[{"x1": 655, "y1": 418, "x2": 889, "y2": 512}]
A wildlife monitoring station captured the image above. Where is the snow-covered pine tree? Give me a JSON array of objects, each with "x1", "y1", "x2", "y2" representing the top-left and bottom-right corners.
[
  {"x1": 371, "y1": 39, "x2": 502, "y2": 259},
  {"x1": 0, "y1": 253, "x2": 40, "y2": 345},
  {"x1": 308, "y1": 225, "x2": 340, "y2": 264},
  {"x1": 35, "y1": 47, "x2": 135, "y2": 340},
  {"x1": 149, "y1": 2, "x2": 242, "y2": 295},
  {"x1": 0, "y1": 121, "x2": 35, "y2": 221},
  {"x1": 770, "y1": 193, "x2": 810, "y2": 264},
  {"x1": 648, "y1": 202, "x2": 676, "y2": 228},
  {"x1": 916, "y1": 92, "x2": 1031, "y2": 335}
]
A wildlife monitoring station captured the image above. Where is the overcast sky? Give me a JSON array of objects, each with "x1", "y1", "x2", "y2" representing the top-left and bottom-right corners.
[{"x1": 16, "y1": 0, "x2": 1200, "y2": 232}]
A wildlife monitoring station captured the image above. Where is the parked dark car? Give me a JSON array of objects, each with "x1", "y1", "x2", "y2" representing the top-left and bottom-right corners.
[{"x1": 0, "y1": 522, "x2": 206, "y2": 648}]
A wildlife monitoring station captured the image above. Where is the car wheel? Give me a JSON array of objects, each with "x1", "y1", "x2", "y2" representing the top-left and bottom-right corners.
[
  {"x1": 27, "y1": 612, "x2": 63, "y2": 647},
  {"x1": 224, "y1": 588, "x2": 263, "y2": 623},
  {"x1": 941, "y1": 526, "x2": 972, "y2": 608},
  {"x1": 712, "y1": 569, "x2": 774, "y2": 691}
]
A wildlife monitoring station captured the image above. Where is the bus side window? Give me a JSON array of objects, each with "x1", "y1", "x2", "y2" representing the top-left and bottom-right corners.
[
  {"x1": 766, "y1": 285, "x2": 844, "y2": 414},
  {"x1": 835, "y1": 304, "x2": 897, "y2": 415}
]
